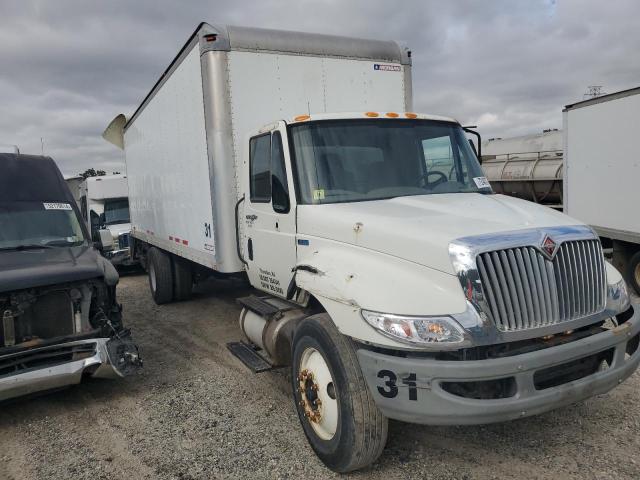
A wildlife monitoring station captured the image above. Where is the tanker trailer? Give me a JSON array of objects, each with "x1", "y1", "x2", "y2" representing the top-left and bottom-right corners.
[{"x1": 481, "y1": 130, "x2": 563, "y2": 209}]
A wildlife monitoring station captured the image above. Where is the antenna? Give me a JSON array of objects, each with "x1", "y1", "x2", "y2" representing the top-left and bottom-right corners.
[
  {"x1": 41, "y1": 137, "x2": 44, "y2": 155},
  {"x1": 307, "y1": 101, "x2": 311, "y2": 115},
  {"x1": 583, "y1": 85, "x2": 605, "y2": 100}
]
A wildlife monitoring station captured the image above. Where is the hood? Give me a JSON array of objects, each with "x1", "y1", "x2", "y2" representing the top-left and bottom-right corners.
[
  {"x1": 0, "y1": 245, "x2": 108, "y2": 292},
  {"x1": 297, "y1": 193, "x2": 582, "y2": 275},
  {"x1": 106, "y1": 223, "x2": 131, "y2": 239}
]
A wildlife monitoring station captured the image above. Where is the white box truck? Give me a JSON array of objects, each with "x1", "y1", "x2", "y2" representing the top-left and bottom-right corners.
[
  {"x1": 78, "y1": 175, "x2": 134, "y2": 266},
  {"x1": 564, "y1": 87, "x2": 640, "y2": 295},
  {"x1": 104, "y1": 23, "x2": 639, "y2": 472}
]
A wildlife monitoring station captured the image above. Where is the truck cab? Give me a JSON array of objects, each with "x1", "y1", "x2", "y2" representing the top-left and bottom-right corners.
[
  {"x1": 0, "y1": 153, "x2": 141, "y2": 401},
  {"x1": 238, "y1": 111, "x2": 639, "y2": 470},
  {"x1": 78, "y1": 175, "x2": 134, "y2": 266}
]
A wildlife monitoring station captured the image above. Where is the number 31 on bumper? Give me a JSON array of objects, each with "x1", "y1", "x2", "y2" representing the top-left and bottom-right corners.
[{"x1": 377, "y1": 370, "x2": 418, "y2": 401}]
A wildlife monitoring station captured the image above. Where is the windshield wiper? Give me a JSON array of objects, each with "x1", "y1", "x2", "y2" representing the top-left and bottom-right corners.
[{"x1": 0, "y1": 244, "x2": 54, "y2": 252}]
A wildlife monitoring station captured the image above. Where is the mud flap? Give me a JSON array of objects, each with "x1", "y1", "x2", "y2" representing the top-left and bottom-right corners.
[{"x1": 106, "y1": 330, "x2": 142, "y2": 377}]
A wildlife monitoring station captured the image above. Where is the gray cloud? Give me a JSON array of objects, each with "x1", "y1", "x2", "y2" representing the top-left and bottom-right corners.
[{"x1": 1, "y1": 0, "x2": 639, "y2": 175}]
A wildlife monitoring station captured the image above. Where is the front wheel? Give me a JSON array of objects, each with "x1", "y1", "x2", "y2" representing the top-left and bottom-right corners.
[{"x1": 292, "y1": 313, "x2": 388, "y2": 473}]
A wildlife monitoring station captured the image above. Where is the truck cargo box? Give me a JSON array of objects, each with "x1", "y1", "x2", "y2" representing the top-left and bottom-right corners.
[
  {"x1": 106, "y1": 23, "x2": 412, "y2": 273},
  {"x1": 563, "y1": 86, "x2": 640, "y2": 242}
]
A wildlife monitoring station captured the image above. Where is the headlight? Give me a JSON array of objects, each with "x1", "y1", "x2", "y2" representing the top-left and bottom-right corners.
[
  {"x1": 607, "y1": 277, "x2": 631, "y2": 314},
  {"x1": 361, "y1": 310, "x2": 468, "y2": 347}
]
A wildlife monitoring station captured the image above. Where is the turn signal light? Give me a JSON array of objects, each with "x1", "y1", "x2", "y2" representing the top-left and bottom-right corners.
[
  {"x1": 385, "y1": 112, "x2": 399, "y2": 118},
  {"x1": 405, "y1": 112, "x2": 418, "y2": 119},
  {"x1": 294, "y1": 114, "x2": 311, "y2": 122},
  {"x1": 365, "y1": 112, "x2": 379, "y2": 117}
]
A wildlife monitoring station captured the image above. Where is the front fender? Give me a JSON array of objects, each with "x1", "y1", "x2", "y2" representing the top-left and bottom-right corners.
[{"x1": 295, "y1": 238, "x2": 466, "y2": 347}]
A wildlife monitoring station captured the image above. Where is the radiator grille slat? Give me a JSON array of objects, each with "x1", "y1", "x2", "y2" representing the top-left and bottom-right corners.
[
  {"x1": 522, "y1": 248, "x2": 542, "y2": 326},
  {"x1": 477, "y1": 239, "x2": 605, "y2": 332}
]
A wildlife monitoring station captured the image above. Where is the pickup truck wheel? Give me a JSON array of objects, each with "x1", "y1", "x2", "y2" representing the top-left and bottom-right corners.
[
  {"x1": 148, "y1": 247, "x2": 173, "y2": 304},
  {"x1": 172, "y1": 255, "x2": 193, "y2": 301},
  {"x1": 292, "y1": 313, "x2": 388, "y2": 472},
  {"x1": 627, "y1": 251, "x2": 640, "y2": 295}
]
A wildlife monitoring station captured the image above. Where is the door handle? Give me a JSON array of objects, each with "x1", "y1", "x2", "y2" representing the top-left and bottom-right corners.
[{"x1": 248, "y1": 238, "x2": 253, "y2": 261}]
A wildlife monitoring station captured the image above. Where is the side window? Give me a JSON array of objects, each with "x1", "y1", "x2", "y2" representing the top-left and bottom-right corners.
[
  {"x1": 422, "y1": 136, "x2": 454, "y2": 171},
  {"x1": 250, "y1": 134, "x2": 271, "y2": 202},
  {"x1": 271, "y1": 132, "x2": 290, "y2": 213},
  {"x1": 422, "y1": 135, "x2": 463, "y2": 182}
]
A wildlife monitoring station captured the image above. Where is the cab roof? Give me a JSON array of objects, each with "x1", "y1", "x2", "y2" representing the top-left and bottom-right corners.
[{"x1": 286, "y1": 111, "x2": 459, "y2": 125}]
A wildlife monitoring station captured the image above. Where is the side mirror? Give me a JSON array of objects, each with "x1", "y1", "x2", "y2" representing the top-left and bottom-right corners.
[
  {"x1": 99, "y1": 212, "x2": 106, "y2": 227},
  {"x1": 96, "y1": 229, "x2": 114, "y2": 251},
  {"x1": 89, "y1": 210, "x2": 101, "y2": 239},
  {"x1": 462, "y1": 126, "x2": 482, "y2": 164}
]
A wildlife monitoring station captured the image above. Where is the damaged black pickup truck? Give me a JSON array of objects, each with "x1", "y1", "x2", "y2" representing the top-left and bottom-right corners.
[{"x1": 0, "y1": 152, "x2": 141, "y2": 401}]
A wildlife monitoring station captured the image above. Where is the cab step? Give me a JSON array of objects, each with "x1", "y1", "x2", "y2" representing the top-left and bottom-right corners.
[
  {"x1": 236, "y1": 294, "x2": 297, "y2": 319},
  {"x1": 226, "y1": 341, "x2": 274, "y2": 373}
]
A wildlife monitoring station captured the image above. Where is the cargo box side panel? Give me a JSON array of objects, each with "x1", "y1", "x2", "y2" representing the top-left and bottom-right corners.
[
  {"x1": 124, "y1": 44, "x2": 217, "y2": 268},
  {"x1": 86, "y1": 176, "x2": 128, "y2": 200},
  {"x1": 565, "y1": 93, "x2": 640, "y2": 239},
  {"x1": 227, "y1": 51, "x2": 407, "y2": 196}
]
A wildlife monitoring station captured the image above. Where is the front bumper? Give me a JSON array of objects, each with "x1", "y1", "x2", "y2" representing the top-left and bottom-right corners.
[
  {"x1": 104, "y1": 248, "x2": 134, "y2": 266},
  {"x1": 0, "y1": 335, "x2": 141, "y2": 402},
  {"x1": 357, "y1": 305, "x2": 640, "y2": 425}
]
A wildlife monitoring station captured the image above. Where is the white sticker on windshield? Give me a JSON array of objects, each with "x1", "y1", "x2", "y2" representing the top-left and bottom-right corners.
[
  {"x1": 43, "y1": 202, "x2": 72, "y2": 210},
  {"x1": 473, "y1": 176, "x2": 491, "y2": 189}
]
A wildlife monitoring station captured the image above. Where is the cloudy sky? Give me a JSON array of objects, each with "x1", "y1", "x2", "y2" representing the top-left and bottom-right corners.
[{"x1": 1, "y1": 0, "x2": 639, "y2": 176}]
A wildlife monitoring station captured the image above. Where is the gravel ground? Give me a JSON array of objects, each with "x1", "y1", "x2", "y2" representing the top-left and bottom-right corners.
[{"x1": 0, "y1": 273, "x2": 639, "y2": 480}]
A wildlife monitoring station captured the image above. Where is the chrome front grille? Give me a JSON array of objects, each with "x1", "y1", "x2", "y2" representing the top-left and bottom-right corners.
[{"x1": 476, "y1": 239, "x2": 606, "y2": 332}]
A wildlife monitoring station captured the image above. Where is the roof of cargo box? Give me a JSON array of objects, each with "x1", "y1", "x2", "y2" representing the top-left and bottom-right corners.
[
  {"x1": 563, "y1": 85, "x2": 640, "y2": 111},
  {"x1": 119, "y1": 23, "x2": 411, "y2": 134},
  {"x1": 222, "y1": 24, "x2": 410, "y2": 63}
]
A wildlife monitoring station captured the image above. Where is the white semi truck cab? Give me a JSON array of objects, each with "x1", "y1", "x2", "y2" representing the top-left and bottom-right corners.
[
  {"x1": 79, "y1": 175, "x2": 133, "y2": 266},
  {"x1": 104, "y1": 23, "x2": 640, "y2": 472}
]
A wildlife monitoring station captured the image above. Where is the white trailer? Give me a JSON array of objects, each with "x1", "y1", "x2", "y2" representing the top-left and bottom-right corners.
[
  {"x1": 564, "y1": 86, "x2": 640, "y2": 293},
  {"x1": 78, "y1": 175, "x2": 133, "y2": 265},
  {"x1": 104, "y1": 23, "x2": 639, "y2": 472},
  {"x1": 64, "y1": 175, "x2": 83, "y2": 207}
]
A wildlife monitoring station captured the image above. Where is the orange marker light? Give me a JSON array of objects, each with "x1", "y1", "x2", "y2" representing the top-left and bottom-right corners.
[
  {"x1": 365, "y1": 112, "x2": 379, "y2": 117},
  {"x1": 294, "y1": 115, "x2": 311, "y2": 122},
  {"x1": 405, "y1": 112, "x2": 418, "y2": 119},
  {"x1": 385, "y1": 112, "x2": 399, "y2": 118}
]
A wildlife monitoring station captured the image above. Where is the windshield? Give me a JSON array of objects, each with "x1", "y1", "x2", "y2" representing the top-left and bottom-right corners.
[
  {"x1": 290, "y1": 119, "x2": 491, "y2": 204},
  {"x1": 103, "y1": 198, "x2": 130, "y2": 225},
  {"x1": 0, "y1": 202, "x2": 86, "y2": 250}
]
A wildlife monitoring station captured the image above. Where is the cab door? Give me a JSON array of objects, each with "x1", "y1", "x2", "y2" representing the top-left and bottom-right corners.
[{"x1": 243, "y1": 122, "x2": 297, "y2": 299}]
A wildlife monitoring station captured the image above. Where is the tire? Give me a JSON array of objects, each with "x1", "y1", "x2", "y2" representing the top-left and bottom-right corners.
[
  {"x1": 147, "y1": 247, "x2": 173, "y2": 305},
  {"x1": 291, "y1": 313, "x2": 388, "y2": 472},
  {"x1": 172, "y1": 255, "x2": 193, "y2": 301},
  {"x1": 627, "y1": 250, "x2": 640, "y2": 295}
]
